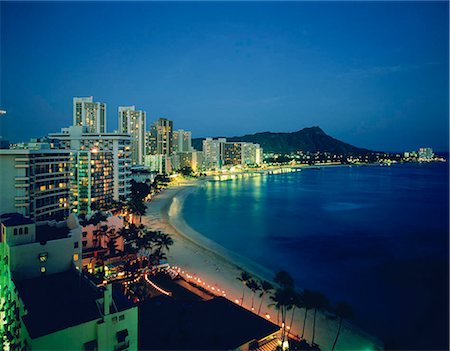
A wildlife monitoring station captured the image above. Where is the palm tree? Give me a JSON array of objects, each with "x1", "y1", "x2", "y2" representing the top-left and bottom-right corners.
[
  {"x1": 258, "y1": 280, "x2": 274, "y2": 314},
  {"x1": 274, "y1": 270, "x2": 294, "y2": 290},
  {"x1": 237, "y1": 271, "x2": 252, "y2": 306},
  {"x1": 310, "y1": 291, "x2": 330, "y2": 346},
  {"x1": 149, "y1": 248, "x2": 167, "y2": 267},
  {"x1": 331, "y1": 301, "x2": 354, "y2": 351},
  {"x1": 301, "y1": 289, "x2": 314, "y2": 339},
  {"x1": 128, "y1": 198, "x2": 147, "y2": 224},
  {"x1": 247, "y1": 279, "x2": 261, "y2": 310},
  {"x1": 154, "y1": 232, "x2": 174, "y2": 252},
  {"x1": 270, "y1": 287, "x2": 295, "y2": 347},
  {"x1": 289, "y1": 290, "x2": 304, "y2": 332}
]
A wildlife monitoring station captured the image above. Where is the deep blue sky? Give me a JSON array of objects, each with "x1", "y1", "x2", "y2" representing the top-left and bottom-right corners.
[{"x1": 1, "y1": 1, "x2": 448, "y2": 151}]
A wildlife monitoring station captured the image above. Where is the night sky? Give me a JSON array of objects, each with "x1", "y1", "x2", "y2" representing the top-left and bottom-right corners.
[{"x1": 1, "y1": 1, "x2": 448, "y2": 151}]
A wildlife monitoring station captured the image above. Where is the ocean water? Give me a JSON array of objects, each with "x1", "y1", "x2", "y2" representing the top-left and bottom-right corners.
[{"x1": 181, "y1": 163, "x2": 449, "y2": 350}]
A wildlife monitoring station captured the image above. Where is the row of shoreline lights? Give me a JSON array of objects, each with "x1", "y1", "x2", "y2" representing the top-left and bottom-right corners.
[{"x1": 171, "y1": 265, "x2": 272, "y2": 321}]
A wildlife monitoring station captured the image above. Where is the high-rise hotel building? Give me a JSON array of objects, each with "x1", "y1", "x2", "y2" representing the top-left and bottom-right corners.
[
  {"x1": 0, "y1": 144, "x2": 71, "y2": 221},
  {"x1": 118, "y1": 106, "x2": 146, "y2": 165},
  {"x1": 73, "y1": 97, "x2": 107, "y2": 133},
  {"x1": 70, "y1": 149, "x2": 114, "y2": 214},
  {"x1": 49, "y1": 126, "x2": 132, "y2": 203},
  {"x1": 154, "y1": 118, "x2": 173, "y2": 156},
  {"x1": 202, "y1": 138, "x2": 263, "y2": 170},
  {"x1": 203, "y1": 138, "x2": 226, "y2": 169},
  {"x1": 173, "y1": 129, "x2": 192, "y2": 153}
]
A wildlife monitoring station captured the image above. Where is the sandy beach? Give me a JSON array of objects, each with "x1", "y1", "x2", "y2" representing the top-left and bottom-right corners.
[{"x1": 142, "y1": 178, "x2": 383, "y2": 351}]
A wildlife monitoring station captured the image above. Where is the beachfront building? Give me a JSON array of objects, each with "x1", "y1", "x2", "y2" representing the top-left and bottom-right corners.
[
  {"x1": 118, "y1": 106, "x2": 147, "y2": 165},
  {"x1": 223, "y1": 142, "x2": 243, "y2": 166},
  {"x1": 203, "y1": 138, "x2": 226, "y2": 170},
  {"x1": 80, "y1": 213, "x2": 125, "y2": 273},
  {"x1": 73, "y1": 96, "x2": 107, "y2": 133},
  {"x1": 70, "y1": 149, "x2": 114, "y2": 215},
  {"x1": 153, "y1": 118, "x2": 173, "y2": 156},
  {"x1": 0, "y1": 144, "x2": 72, "y2": 222},
  {"x1": 49, "y1": 125, "x2": 132, "y2": 202},
  {"x1": 241, "y1": 142, "x2": 263, "y2": 165},
  {"x1": 202, "y1": 138, "x2": 263, "y2": 170},
  {"x1": 0, "y1": 213, "x2": 82, "y2": 280},
  {"x1": 172, "y1": 129, "x2": 193, "y2": 153},
  {"x1": 145, "y1": 154, "x2": 172, "y2": 174},
  {"x1": 0, "y1": 212, "x2": 138, "y2": 351},
  {"x1": 146, "y1": 126, "x2": 157, "y2": 156},
  {"x1": 171, "y1": 151, "x2": 204, "y2": 172}
]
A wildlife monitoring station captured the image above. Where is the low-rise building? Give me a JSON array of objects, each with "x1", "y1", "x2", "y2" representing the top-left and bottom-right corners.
[
  {"x1": 17, "y1": 271, "x2": 138, "y2": 351},
  {"x1": 80, "y1": 213, "x2": 125, "y2": 273},
  {"x1": 0, "y1": 212, "x2": 138, "y2": 351}
]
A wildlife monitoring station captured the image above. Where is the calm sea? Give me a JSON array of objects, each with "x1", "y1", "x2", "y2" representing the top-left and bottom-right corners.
[{"x1": 181, "y1": 163, "x2": 449, "y2": 350}]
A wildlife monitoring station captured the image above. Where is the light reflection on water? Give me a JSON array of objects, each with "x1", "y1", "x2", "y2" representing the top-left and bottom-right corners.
[{"x1": 182, "y1": 163, "x2": 449, "y2": 350}]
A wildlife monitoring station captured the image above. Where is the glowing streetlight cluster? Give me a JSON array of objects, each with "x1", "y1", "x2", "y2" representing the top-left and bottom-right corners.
[
  {"x1": 171, "y1": 265, "x2": 227, "y2": 297},
  {"x1": 144, "y1": 273, "x2": 172, "y2": 296},
  {"x1": 170, "y1": 265, "x2": 273, "y2": 321}
]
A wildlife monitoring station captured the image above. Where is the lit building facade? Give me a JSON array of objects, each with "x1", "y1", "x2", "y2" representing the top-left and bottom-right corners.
[
  {"x1": 118, "y1": 106, "x2": 146, "y2": 165},
  {"x1": 223, "y1": 142, "x2": 243, "y2": 166},
  {"x1": 71, "y1": 149, "x2": 114, "y2": 215},
  {"x1": 73, "y1": 97, "x2": 107, "y2": 133},
  {"x1": 202, "y1": 138, "x2": 263, "y2": 170},
  {"x1": 49, "y1": 126, "x2": 132, "y2": 202},
  {"x1": 173, "y1": 129, "x2": 192, "y2": 153},
  {"x1": 153, "y1": 118, "x2": 173, "y2": 156},
  {"x1": 0, "y1": 213, "x2": 137, "y2": 351},
  {"x1": 0, "y1": 146, "x2": 72, "y2": 222},
  {"x1": 146, "y1": 126, "x2": 157, "y2": 156},
  {"x1": 0, "y1": 213, "x2": 82, "y2": 350},
  {"x1": 418, "y1": 147, "x2": 434, "y2": 160},
  {"x1": 171, "y1": 151, "x2": 204, "y2": 172},
  {"x1": 202, "y1": 138, "x2": 226, "y2": 170}
]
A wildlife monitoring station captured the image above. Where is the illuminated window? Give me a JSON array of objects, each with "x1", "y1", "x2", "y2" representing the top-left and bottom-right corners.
[
  {"x1": 39, "y1": 252, "x2": 48, "y2": 262},
  {"x1": 40, "y1": 266, "x2": 46, "y2": 274},
  {"x1": 73, "y1": 253, "x2": 79, "y2": 261}
]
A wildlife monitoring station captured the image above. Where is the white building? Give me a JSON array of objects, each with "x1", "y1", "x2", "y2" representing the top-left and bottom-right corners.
[
  {"x1": 202, "y1": 138, "x2": 263, "y2": 170},
  {"x1": 49, "y1": 126, "x2": 132, "y2": 202},
  {"x1": 153, "y1": 118, "x2": 173, "y2": 156},
  {"x1": 203, "y1": 138, "x2": 226, "y2": 170},
  {"x1": 144, "y1": 154, "x2": 172, "y2": 174},
  {"x1": 0, "y1": 213, "x2": 82, "y2": 280},
  {"x1": 73, "y1": 97, "x2": 107, "y2": 133},
  {"x1": 0, "y1": 146, "x2": 72, "y2": 222},
  {"x1": 0, "y1": 214, "x2": 138, "y2": 351},
  {"x1": 118, "y1": 106, "x2": 146, "y2": 165},
  {"x1": 173, "y1": 129, "x2": 192, "y2": 153}
]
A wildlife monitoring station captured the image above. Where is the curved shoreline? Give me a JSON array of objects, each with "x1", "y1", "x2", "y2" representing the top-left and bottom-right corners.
[{"x1": 143, "y1": 178, "x2": 384, "y2": 351}]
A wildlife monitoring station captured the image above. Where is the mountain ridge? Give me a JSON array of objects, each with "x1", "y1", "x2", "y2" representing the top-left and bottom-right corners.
[{"x1": 192, "y1": 126, "x2": 374, "y2": 155}]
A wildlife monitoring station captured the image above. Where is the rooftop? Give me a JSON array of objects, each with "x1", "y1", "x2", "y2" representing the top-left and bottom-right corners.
[
  {"x1": 0, "y1": 213, "x2": 34, "y2": 227},
  {"x1": 139, "y1": 296, "x2": 279, "y2": 350},
  {"x1": 16, "y1": 270, "x2": 103, "y2": 338},
  {"x1": 35, "y1": 224, "x2": 70, "y2": 242},
  {"x1": 16, "y1": 270, "x2": 135, "y2": 339}
]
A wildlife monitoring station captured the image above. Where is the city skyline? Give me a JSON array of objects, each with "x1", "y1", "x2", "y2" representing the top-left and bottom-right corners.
[{"x1": 1, "y1": 1, "x2": 448, "y2": 152}]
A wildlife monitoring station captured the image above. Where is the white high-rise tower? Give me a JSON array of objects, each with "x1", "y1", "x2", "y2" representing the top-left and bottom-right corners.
[
  {"x1": 118, "y1": 106, "x2": 147, "y2": 165},
  {"x1": 73, "y1": 96, "x2": 107, "y2": 133}
]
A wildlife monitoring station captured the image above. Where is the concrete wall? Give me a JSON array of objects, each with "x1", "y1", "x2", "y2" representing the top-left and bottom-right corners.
[
  {"x1": 30, "y1": 297, "x2": 138, "y2": 351},
  {"x1": 9, "y1": 227, "x2": 82, "y2": 280}
]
